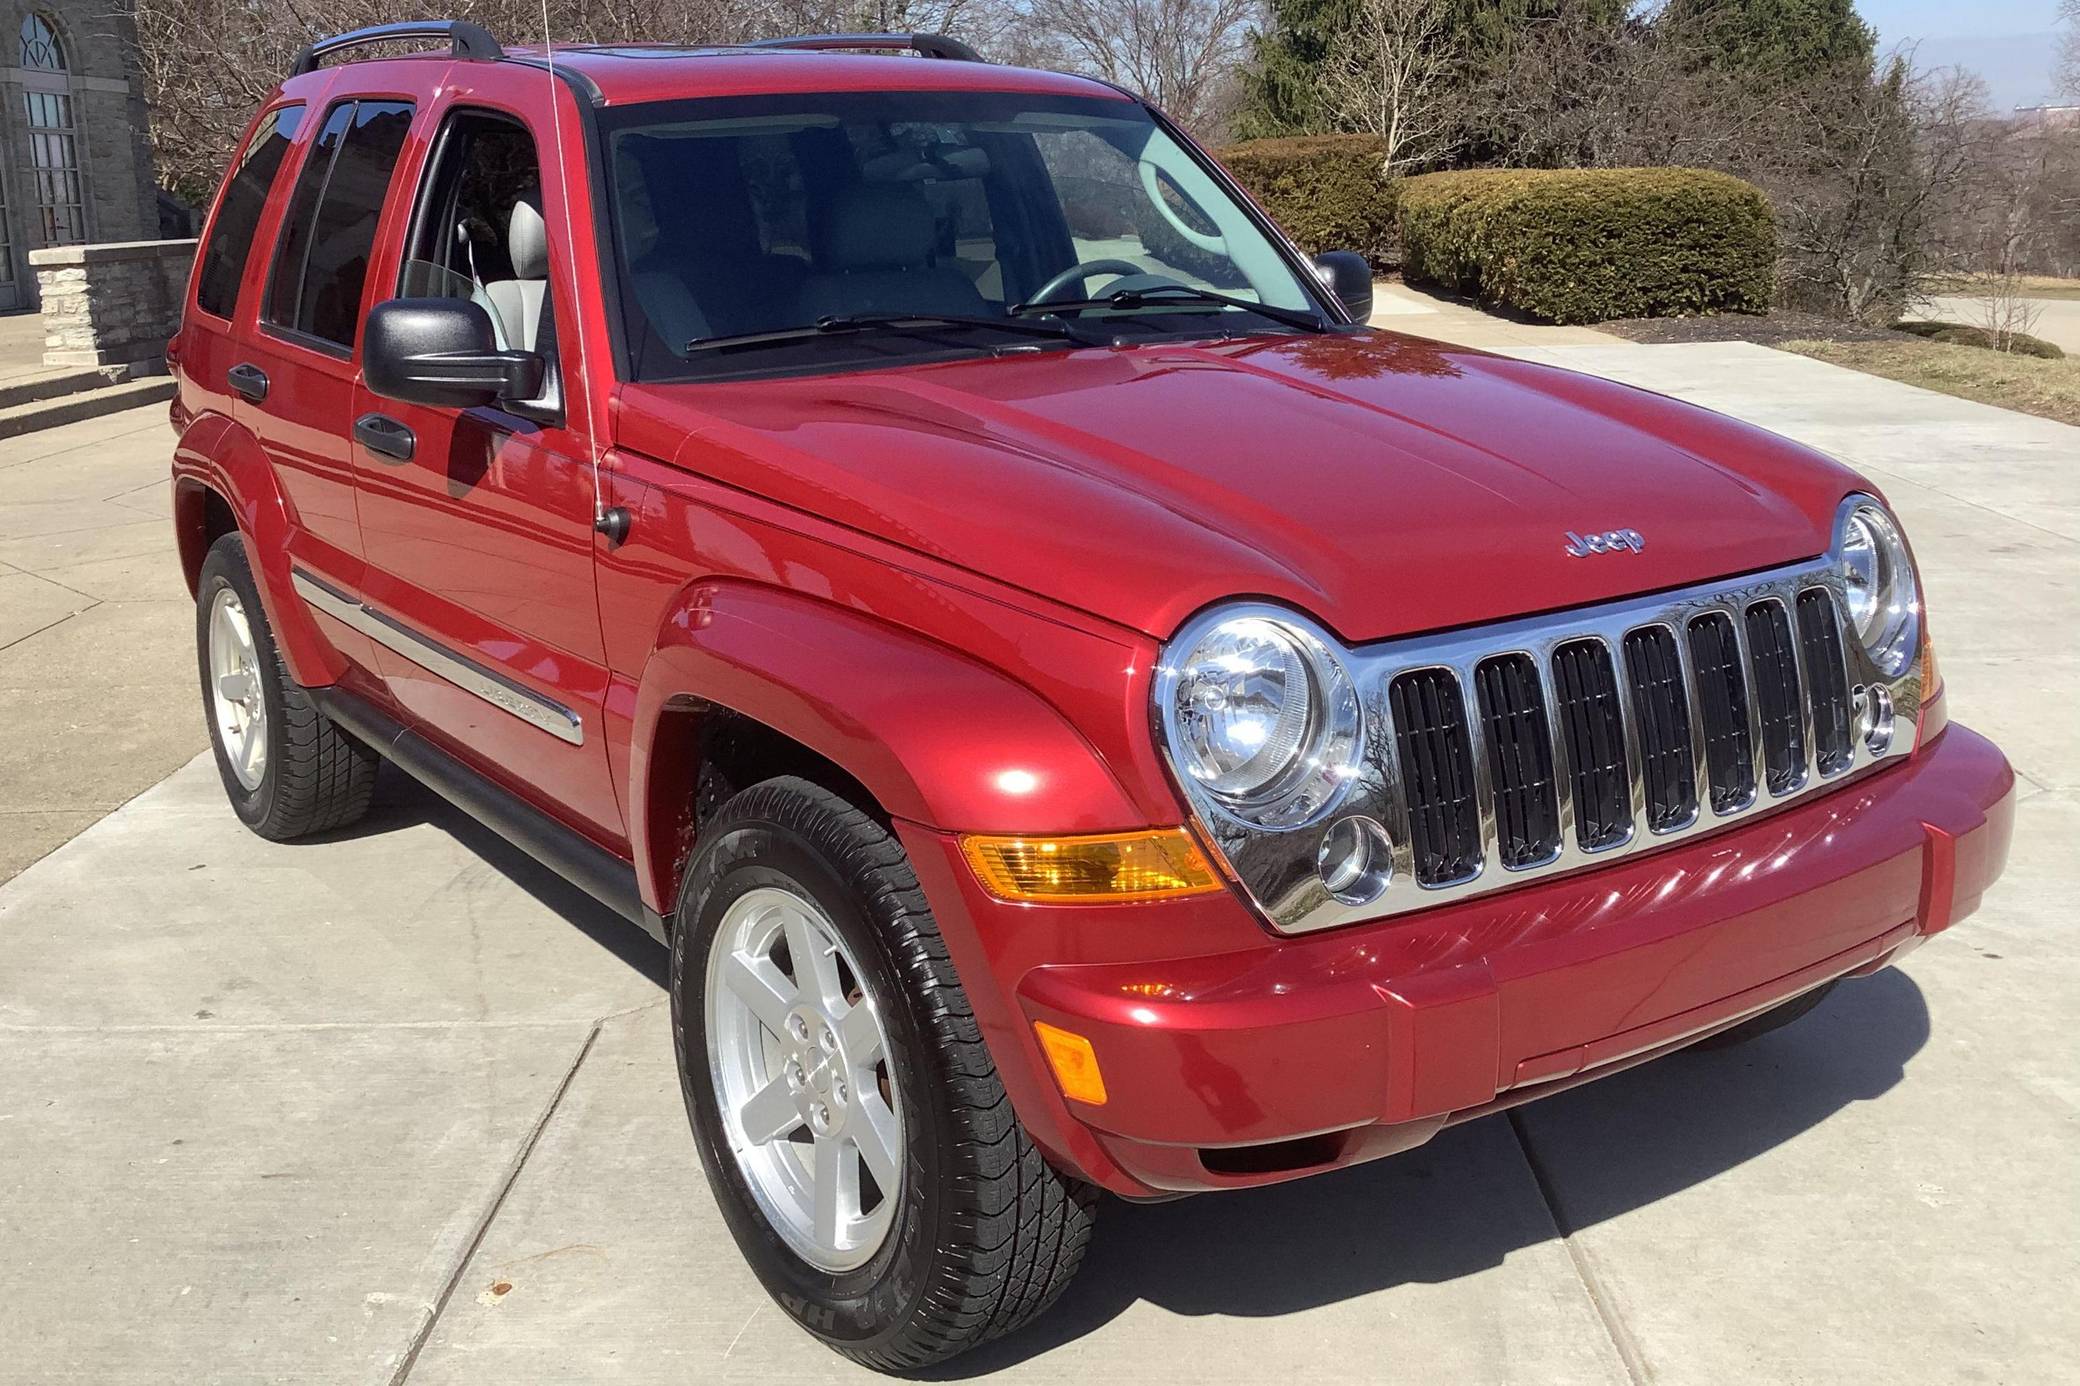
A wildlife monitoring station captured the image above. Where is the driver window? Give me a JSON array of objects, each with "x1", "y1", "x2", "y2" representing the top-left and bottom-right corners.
[{"x1": 398, "y1": 110, "x2": 553, "y2": 357}]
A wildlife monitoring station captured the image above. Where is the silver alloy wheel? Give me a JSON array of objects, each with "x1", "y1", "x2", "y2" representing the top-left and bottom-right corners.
[
  {"x1": 207, "y1": 587, "x2": 267, "y2": 792},
  {"x1": 706, "y1": 886, "x2": 903, "y2": 1272}
]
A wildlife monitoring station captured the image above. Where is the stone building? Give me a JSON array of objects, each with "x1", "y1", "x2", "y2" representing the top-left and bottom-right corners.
[{"x1": 0, "y1": 3, "x2": 158, "y2": 310}]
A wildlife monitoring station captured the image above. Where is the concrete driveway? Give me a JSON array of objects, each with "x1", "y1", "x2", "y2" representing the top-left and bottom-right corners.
[
  {"x1": 2, "y1": 345, "x2": 2076, "y2": 1384},
  {"x1": 1917, "y1": 294, "x2": 2080, "y2": 354}
]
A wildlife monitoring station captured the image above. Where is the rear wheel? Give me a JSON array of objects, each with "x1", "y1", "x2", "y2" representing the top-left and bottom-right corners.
[
  {"x1": 671, "y1": 776, "x2": 1095, "y2": 1371},
  {"x1": 195, "y1": 533, "x2": 376, "y2": 840}
]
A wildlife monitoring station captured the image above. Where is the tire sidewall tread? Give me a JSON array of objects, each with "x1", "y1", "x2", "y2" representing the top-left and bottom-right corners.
[{"x1": 670, "y1": 775, "x2": 1094, "y2": 1371}]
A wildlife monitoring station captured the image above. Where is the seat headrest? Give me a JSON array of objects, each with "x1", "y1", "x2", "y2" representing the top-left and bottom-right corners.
[
  {"x1": 507, "y1": 190, "x2": 548, "y2": 281},
  {"x1": 815, "y1": 184, "x2": 937, "y2": 273}
]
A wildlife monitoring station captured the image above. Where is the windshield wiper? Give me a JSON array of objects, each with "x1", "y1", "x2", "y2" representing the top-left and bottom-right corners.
[
  {"x1": 1008, "y1": 285, "x2": 1331, "y2": 334},
  {"x1": 686, "y1": 312, "x2": 1096, "y2": 356}
]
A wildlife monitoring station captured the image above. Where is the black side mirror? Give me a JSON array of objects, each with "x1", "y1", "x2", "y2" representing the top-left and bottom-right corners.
[
  {"x1": 1313, "y1": 251, "x2": 1374, "y2": 322},
  {"x1": 364, "y1": 298, "x2": 544, "y2": 410}
]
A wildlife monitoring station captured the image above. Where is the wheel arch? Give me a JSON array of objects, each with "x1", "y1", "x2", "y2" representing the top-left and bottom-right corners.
[
  {"x1": 172, "y1": 412, "x2": 346, "y2": 687},
  {"x1": 628, "y1": 579, "x2": 1154, "y2": 916}
]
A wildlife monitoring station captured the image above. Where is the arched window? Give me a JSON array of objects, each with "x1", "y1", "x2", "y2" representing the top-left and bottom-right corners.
[
  {"x1": 19, "y1": 12, "x2": 85, "y2": 244},
  {"x1": 18, "y1": 12, "x2": 63, "y2": 68}
]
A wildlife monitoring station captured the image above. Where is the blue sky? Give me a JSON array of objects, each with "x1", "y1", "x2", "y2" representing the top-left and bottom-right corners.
[{"x1": 1858, "y1": 0, "x2": 2069, "y2": 108}]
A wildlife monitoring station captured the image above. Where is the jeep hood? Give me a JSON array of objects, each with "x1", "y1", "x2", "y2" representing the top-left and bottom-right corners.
[{"x1": 618, "y1": 332, "x2": 1861, "y2": 643}]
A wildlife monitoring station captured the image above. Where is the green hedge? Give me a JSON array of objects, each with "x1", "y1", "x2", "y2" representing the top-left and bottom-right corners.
[
  {"x1": 1216, "y1": 135, "x2": 1397, "y2": 268},
  {"x1": 1397, "y1": 168, "x2": 1777, "y2": 324}
]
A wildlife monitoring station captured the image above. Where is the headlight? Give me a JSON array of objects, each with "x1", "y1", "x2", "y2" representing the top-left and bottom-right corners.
[
  {"x1": 1155, "y1": 607, "x2": 1361, "y2": 829},
  {"x1": 1835, "y1": 499, "x2": 1919, "y2": 676}
]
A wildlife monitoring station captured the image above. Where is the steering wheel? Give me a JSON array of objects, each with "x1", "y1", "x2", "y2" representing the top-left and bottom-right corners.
[{"x1": 1024, "y1": 258, "x2": 1151, "y2": 307}]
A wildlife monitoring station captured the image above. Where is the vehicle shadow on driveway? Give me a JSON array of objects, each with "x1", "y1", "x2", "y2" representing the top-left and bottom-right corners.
[
  {"x1": 929, "y1": 967, "x2": 1930, "y2": 1377},
  {"x1": 302, "y1": 765, "x2": 671, "y2": 989}
]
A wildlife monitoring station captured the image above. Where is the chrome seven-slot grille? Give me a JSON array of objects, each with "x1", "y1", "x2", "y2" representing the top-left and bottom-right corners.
[
  {"x1": 1388, "y1": 584, "x2": 1858, "y2": 887},
  {"x1": 1195, "y1": 557, "x2": 1925, "y2": 936}
]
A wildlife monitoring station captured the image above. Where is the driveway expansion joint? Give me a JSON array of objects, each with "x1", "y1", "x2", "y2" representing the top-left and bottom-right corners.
[
  {"x1": 386, "y1": 1019, "x2": 605, "y2": 1386},
  {"x1": 1508, "y1": 1109, "x2": 1653, "y2": 1386}
]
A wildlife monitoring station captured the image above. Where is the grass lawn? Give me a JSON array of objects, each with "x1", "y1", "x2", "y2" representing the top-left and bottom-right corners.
[{"x1": 1780, "y1": 337, "x2": 2080, "y2": 427}]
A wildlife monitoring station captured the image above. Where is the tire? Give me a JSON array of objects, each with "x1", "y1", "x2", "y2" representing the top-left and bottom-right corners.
[
  {"x1": 195, "y1": 533, "x2": 377, "y2": 840},
  {"x1": 1694, "y1": 980, "x2": 1839, "y2": 1049},
  {"x1": 670, "y1": 776, "x2": 1096, "y2": 1372}
]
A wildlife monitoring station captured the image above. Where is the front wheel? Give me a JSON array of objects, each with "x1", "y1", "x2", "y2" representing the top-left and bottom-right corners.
[{"x1": 670, "y1": 776, "x2": 1095, "y2": 1371}]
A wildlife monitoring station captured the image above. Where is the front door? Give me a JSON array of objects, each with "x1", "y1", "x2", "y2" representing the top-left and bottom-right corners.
[{"x1": 349, "y1": 102, "x2": 623, "y2": 846}]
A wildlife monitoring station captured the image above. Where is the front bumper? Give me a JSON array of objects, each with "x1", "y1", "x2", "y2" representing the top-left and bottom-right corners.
[{"x1": 897, "y1": 722, "x2": 2014, "y2": 1198}]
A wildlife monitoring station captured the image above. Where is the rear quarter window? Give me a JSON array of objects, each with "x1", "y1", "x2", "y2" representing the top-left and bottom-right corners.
[
  {"x1": 193, "y1": 104, "x2": 304, "y2": 320},
  {"x1": 264, "y1": 99, "x2": 415, "y2": 352}
]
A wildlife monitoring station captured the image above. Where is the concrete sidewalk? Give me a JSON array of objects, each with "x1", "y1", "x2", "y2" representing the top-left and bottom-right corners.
[
  {"x1": 1369, "y1": 278, "x2": 1625, "y2": 350},
  {"x1": 0, "y1": 404, "x2": 199, "y2": 881},
  {"x1": 3, "y1": 347, "x2": 2077, "y2": 1384}
]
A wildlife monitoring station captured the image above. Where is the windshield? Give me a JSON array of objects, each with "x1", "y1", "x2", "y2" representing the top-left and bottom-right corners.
[{"x1": 599, "y1": 90, "x2": 1328, "y2": 380}]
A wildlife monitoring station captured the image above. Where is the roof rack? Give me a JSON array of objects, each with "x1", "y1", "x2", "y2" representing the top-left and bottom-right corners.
[
  {"x1": 289, "y1": 20, "x2": 504, "y2": 77},
  {"x1": 748, "y1": 32, "x2": 985, "y2": 63}
]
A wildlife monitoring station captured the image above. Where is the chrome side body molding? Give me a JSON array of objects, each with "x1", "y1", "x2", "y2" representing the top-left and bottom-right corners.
[{"x1": 291, "y1": 568, "x2": 585, "y2": 746}]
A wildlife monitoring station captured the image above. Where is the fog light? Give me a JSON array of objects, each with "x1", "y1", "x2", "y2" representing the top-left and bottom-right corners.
[
  {"x1": 1317, "y1": 815, "x2": 1394, "y2": 905},
  {"x1": 1854, "y1": 684, "x2": 1895, "y2": 755},
  {"x1": 1032, "y1": 1021, "x2": 1107, "y2": 1105}
]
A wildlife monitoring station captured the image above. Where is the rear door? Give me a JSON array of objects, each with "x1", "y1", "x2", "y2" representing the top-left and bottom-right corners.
[
  {"x1": 236, "y1": 95, "x2": 416, "y2": 592},
  {"x1": 178, "y1": 100, "x2": 306, "y2": 453},
  {"x1": 347, "y1": 86, "x2": 622, "y2": 846}
]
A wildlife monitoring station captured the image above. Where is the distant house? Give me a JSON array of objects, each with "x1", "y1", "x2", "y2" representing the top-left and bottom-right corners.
[
  {"x1": 2013, "y1": 104, "x2": 2080, "y2": 129},
  {"x1": 0, "y1": 4, "x2": 159, "y2": 310}
]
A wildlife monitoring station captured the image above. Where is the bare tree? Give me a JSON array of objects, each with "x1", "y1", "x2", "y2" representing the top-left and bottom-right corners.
[
  {"x1": 1317, "y1": 0, "x2": 1460, "y2": 171},
  {"x1": 2059, "y1": 0, "x2": 2079, "y2": 102},
  {"x1": 1022, "y1": 0, "x2": 1260, "y2": 132},
  {"x1": 1764, "y1": 60, "x2": 1995, "y2": 323},
  {"x1": 127, "y1": 0, "x2": 1014, "y2": 203}
]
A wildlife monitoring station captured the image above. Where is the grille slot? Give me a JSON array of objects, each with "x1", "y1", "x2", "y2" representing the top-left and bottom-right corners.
[
  {"x1": 1622, "y1": 626, "x2": 1698, "y2": 832},
  {"x1": 1550, "y1": 639, "x2": 1630, "y2": 850},
  {"x1": 1745, "y1": 600, "x2": 1807, "y2": 794},
  {"x1": 1796, "y1": 589, "x2": 1853, "y2": 775},
  {"x1": 1686, "y1": 612, "x2": 1756, "y2": 813},
  {"x1": 1388, "y1": 668, "x2": 1483, "y2": 885},
  {"x1": 1474, "y1": 654, "x2": 1561, "y2": 869}
]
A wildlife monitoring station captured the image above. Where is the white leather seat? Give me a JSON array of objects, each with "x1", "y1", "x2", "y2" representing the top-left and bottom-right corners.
[{"x1": 481, "y1": 191, "x2": 548, "y2": 351}]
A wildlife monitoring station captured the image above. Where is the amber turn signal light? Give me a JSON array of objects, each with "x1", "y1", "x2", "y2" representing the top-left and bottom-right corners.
[
  {"x1": 960, "y1": 828, "x2": 1220, "y2": 904},
  {"x1": 1033, "y1": 1021, "x2": 1108, "y2": 1105}
]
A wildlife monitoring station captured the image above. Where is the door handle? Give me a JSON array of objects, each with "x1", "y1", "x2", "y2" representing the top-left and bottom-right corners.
[
  {"x1": 227, "y1": 362, "x2": 269, "y2": 403},
  {"x1": 353, "y1": 412, "x2": 416, "y2": 462}
]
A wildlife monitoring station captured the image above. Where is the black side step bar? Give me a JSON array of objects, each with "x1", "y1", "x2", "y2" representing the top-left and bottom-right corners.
[
  {"x1": 291, "y1": 20, "x2": 504, "y2": 77},
  {"x1": 311, "y1": 687, "x2": 667, "y2": 945},
  {"x1": 749, "y1": 32, "x2": 985, "y2": 62}
]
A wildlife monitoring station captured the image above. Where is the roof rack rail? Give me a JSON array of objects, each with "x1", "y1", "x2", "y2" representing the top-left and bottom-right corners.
[
  {"x1": 290, "y1": 20, "x2": 504, "y2": 77},
  {"x1": 748, "y1": 32, "x2": 985, "y2": 63}
]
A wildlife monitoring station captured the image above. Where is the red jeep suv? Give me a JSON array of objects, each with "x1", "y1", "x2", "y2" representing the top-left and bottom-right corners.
[{"x1": 167, "y1": 21, "x2": 2015, "y2": 1370}]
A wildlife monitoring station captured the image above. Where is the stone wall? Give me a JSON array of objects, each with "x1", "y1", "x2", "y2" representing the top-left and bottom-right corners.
[
  {"x1": 30, "y1": 238, "x2": 194, "y2": 371},
  {"x1": 0, "y1": 2, "x2": 165, "y2": 305}
]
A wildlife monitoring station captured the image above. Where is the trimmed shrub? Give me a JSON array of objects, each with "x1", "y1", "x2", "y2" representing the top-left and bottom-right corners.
[
  {"x1": 1216, "y1": 135, "x2": 1397, "y2": 268},
  {"x1": 1895, "y1": 319, "x2": 2065, "y2": 359},
  {"x1": 1397, "y1": 168, "x2": 1777, "y2": 324}
]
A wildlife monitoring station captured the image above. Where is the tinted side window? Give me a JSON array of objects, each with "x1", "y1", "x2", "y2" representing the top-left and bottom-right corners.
[
  {"x1": 195, "y1": 104, "x2": 304, "y2": 320},
  {"x1": 264, "y1": 100, "x2": 415, "y2": 350}
]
